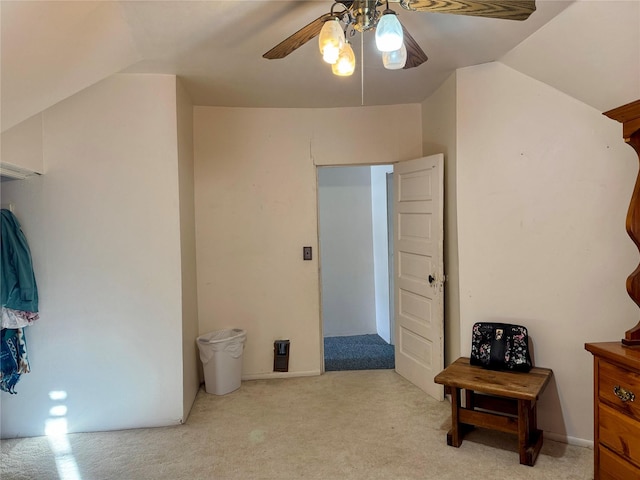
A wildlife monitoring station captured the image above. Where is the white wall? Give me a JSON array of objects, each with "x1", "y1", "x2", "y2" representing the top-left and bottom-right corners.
[
  {"x1": 318, "y1": 166, "x2": 377, "y2": 338},
  {"x1": 311, "y1": 105, "x2": 423, "y2": 167},
  {"x1": 0, "y1": 74, "x2": 188, "y2": 437},
  {"x1": 176, "y1": 78, "x2": 200, "y2": 421},
  {"x1": 455, "y1": 62, "x2": 638, "y2": 443},
  {"x1": 421, "y1": 72, "x2": 459, "y2": 365},
  {"x1": 371, "y1": 164, "x2": 394, "y2": 343},
  {"x1": 1, "y1": 113, "x2": 44, "y2": 173},
  {"x1": 193, "y1": 105, "x2": 421, "y2": 379}
]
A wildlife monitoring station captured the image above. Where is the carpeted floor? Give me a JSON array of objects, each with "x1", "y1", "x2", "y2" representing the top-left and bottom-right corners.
[
  {"x1": 324, "y1": 334, "x2": 395, "y2": 371},
  {"x1": 1, "y1": 370, "x2": 593, "y2": 480}
]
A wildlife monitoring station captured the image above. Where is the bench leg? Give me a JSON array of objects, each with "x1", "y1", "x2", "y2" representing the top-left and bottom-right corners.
[
  {"x1": 518, "y1": 399, "x2": 544, "y2": 466},
  {"x1": 465, "y1": 389, "x2": 475, "y2": 409},
  {"x1": 447, "y1": 387, "x2": 463, "y2": 447}
]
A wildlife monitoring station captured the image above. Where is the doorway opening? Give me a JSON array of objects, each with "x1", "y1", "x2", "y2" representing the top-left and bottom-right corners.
[{"x1": 317, "y1": 164, "x2": 394, "y2": 371}]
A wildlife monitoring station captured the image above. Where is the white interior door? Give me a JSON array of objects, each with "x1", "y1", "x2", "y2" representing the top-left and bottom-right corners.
[{"x1": 393, "y1": 154, "x2": 444, "y2": 400}]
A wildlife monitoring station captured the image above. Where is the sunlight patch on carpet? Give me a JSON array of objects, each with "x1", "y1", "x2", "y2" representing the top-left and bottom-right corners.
[{"x1": 46, "y1": 390, "x2": 82, "y2": 480}]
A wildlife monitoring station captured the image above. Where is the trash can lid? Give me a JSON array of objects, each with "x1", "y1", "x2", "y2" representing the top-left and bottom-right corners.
[{"x1": 197, "y1": 328, "x2": 246, "y2": 345}]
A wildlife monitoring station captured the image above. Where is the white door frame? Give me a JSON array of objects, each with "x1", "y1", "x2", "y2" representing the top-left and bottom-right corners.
[{"x1": 317, "y1": 164, "x2": 394, "y2": 364}]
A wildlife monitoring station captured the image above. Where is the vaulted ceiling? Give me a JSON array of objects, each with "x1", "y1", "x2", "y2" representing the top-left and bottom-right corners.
[{"x1": 2, "y1": 1, "x2": 638, "y2": 133}]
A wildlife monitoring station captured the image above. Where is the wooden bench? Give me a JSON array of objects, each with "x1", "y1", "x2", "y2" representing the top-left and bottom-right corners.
[{"x1": 434, "y1": 357, "x2": 553, "y2": 466}]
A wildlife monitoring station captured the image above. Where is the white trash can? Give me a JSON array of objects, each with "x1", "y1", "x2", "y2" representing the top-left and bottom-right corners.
[{"x1": 197, "y1": 328, "x2": 247, "y2": 395}]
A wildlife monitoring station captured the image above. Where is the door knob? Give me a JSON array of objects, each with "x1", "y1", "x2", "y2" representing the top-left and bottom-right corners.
[{"x1": 429, "y1": 274, "x2": 435, "y2": 284}]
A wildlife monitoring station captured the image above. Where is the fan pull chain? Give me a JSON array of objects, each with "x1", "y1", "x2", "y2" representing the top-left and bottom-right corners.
[{"x1": 360, "y1": 32, "x2": 364, "y2": 106}]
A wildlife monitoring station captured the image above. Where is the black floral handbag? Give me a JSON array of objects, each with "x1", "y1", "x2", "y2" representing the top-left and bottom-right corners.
[{"x1": 470, "y1": 322, "x2": 532, "y2": 372}]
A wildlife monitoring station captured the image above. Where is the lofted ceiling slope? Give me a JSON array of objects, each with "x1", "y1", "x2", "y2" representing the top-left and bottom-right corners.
[
  {"x1": 3, "y1": 0, "x2": 636, "y2": 134},
  {"x1": 501, "y1": 0, "x2": 640, "y2": 113}
]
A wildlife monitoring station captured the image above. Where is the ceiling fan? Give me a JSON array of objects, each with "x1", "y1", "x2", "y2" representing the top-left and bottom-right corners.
[{"x1": 263, "y1": 0, "x2": 536, "y2": 74}]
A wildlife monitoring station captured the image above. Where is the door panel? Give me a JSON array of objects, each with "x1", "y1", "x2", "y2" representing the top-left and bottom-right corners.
[
  {"x1": 399, "y1": 326, "x2": 433, "y2": 365},
  {"x1": 394, "y1": 154, "x2": 444, "y2": 400}
]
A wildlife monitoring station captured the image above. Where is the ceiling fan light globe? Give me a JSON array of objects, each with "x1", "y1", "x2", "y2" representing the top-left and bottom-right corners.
[
  {"x1": 382, "y1": 42, "x2": 407, "y2": 70},
  {"x1": 322, "y1": 46, "x2": 341, "y2": 64},
  {"x1": 332, "y1": 42, "x2": 356, "y2": 76},
  {"x1": 319, "y1": 19, "x2": 345, "y2": 63},
  {"x1": 375, "y1": 12, "x2": 403, "y2": 52}
]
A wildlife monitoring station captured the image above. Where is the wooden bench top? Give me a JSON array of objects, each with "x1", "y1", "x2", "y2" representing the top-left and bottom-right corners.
[{"x1": 434, "y1": 357, "x2": 553, "y2": 401}]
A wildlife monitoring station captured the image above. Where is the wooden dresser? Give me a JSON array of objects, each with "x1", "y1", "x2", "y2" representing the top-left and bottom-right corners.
[
  {"x1": 585, "y1": 342, "x2": 640, "y2": 479},
  {"x1": 587, "y1": 100, "x2": 640, "y2": 479}
]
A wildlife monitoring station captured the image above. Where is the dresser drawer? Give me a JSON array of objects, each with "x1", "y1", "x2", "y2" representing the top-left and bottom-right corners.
[
  {"x1": 599, "y1": 360, "x2": 640, "y2": 419},
  {"x1": 600, "y1": 444, "x2": 640, "y2": 480},
  {"x1": 599, "y1": 402, "x2": 640, "y2": 467}
]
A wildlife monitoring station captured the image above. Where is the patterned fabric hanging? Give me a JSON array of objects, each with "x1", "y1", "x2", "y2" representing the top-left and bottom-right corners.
[{"x1": 0, "y1": 328, "x2": 30, "y2": 394}]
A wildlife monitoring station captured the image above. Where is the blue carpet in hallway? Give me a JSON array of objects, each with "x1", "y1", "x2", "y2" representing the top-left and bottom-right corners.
[{"x1": 324, "y1": 334, "x2": 395, "y2": 371}]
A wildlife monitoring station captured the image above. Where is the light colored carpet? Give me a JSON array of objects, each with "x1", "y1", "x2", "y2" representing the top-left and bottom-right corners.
[{"x1": 2, "y1": 370, "x2": 592, "y2": 480}]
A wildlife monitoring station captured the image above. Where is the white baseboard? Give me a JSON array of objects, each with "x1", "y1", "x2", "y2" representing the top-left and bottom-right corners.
[
  {"x1": 544, "y1": 431, "x2": 594, "y2": 449},
  {"x1": 242, "y1": 370, "x2": 321, "y2": 381}
]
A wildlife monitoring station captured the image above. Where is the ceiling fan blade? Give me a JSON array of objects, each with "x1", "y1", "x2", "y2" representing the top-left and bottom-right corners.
[
  {"x1": 402, "y1": 25, "x2": 428, "y2": 69},
  {"x1": 263, "y1": 13, "x2": 333, "y2": 60},
  {"x1": 399, "y1": 0, "x2": 536, "y2": 21}
]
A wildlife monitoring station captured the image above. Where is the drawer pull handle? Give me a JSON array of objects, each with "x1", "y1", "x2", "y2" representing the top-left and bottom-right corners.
[{"x1": 613, "y1": 385, "x2": 635, "y2": 403}]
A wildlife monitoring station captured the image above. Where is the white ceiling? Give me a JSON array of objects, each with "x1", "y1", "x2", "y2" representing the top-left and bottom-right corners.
[
  {"x1": 1, "y1": 0, "x2": 577, "y2": 132},
  {"x1": 118, "y1": 0, "x2": 574, "y2": 107}
]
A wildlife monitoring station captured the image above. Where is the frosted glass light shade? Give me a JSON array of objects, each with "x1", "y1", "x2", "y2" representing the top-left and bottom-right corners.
[
  {"x1": 323, "y1": 45, "x2": 340, "y2": 64},
  {"x1": 375, "y1": 12, "x2": 403, "y2": 52},
  {"x1": 319, "y1": 19, "x2": 345, "y2": 64},
  {"x1": 332, "y1": 42, "x2": 356, "y2": 76},
  {"x1": 382, "y1": 42, "x2": 407, "y2": 70}
]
